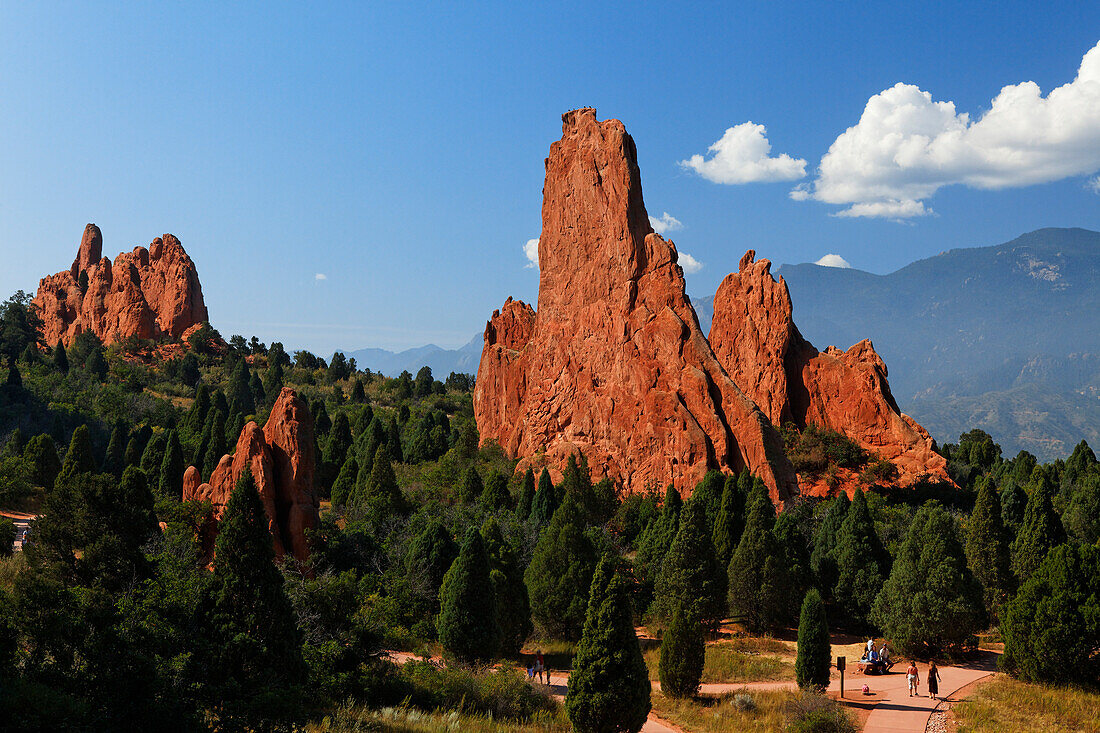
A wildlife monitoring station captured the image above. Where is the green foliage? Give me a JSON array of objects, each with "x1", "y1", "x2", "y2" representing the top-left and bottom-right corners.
[
  {"x1": 796, "y1": 589, "x2": 831, "y2": 691},
  {"x1": 207, "y1": 468, "x2": 305, "y2": 728},
  {"x1": 774, "y1": 503, "x2": 813, "y2": 625},
  {"x1": 438, "y1": 529, "x2": 501, "y2": 665},
  {"x1": 397, "y1": 661, "x2": 555, "y2": 721},
  {"x1": 634, "y1": 486, "x2": 682, "y2": 615},
  {"x1": 833, "y1": 489, "x2": 889, "y2": 627},
  {"x1": 56, "y1": 424, "x2": 95, "y2": 487},
  {"x1": 727, "y1": 482, "x2": 788, "y2": 632},
  {"x1": 659, "y1": 606, "x2": 705, "y2": 699},
  {"x1": 653, "y1": 498, "x2": 724, "y2": 629},
  {"x1": 566, "y1": 555, "x2": 651, "y2": 733},
  {"x1": 713, "y1": 473, "x2": 746, "y2": 573},
  {"x1": 872, "y1": 502, "x2": 985, "y2": 654},
  {"x1": 481, "y1": 518, "x2": 532, "y2": 655},
  {"x1": 158, "y1": 430, "x2": 184, "y2": 499},
  {"x1": 52, "y1": 342, "x2": 69, "y2": 374},
  {"x1": 101, "y1": 423, "x2": 126, "y2": 476},
  {"x1": 362, "y1": 443, "x2": 402, "y2": 511},
  {"x1": 322, "y1": 411, "x2": 353, "y2": 491},
  {"x1": 330, "y1": 453, "x2": 359, "y2": 506},
  {"x1": 459, "y1": 464, "x2": 484, "y2": 503},
  {"x1": 516, "y1": 468, "x2": 536, "y2": 520},
  {"x1": 0, "y1": 291, "x2": 44, "y2": 364},
  {"x1": 404, "y1": 517, "x2": 459, "y2": 638},
  {"x1": 1001, "y1": 543, "x2": 1100, "y2": 685},
  {"x1": 0, "y1": 516, "x2": 14, "y2": 557},
  {"x1": 965, "y1": 478, "x2": 1015, "y2": 621},
  {"x1": 783, "y1": 424, "x2": 869, "y2": 476},
  {"x1": 810, "y1": 493, "x2": 849, "y2": 601},
  {"x1": 1063, "y1": 471, "x2": 1100, "y2": 545},
  {"x1": 1000, "y1": 481, "x2": 1027, "y2": 534},
  {"x1": 1011, "y1": 468, "x2": 1067, "y2": 583},
  {"x1": 227, "y1": 358, "x2": 255, "y2": 416},
  {"x1": 22, "y1": 433, "x2": 60, "y2": 488},
  {"x1": 529, "y1": 468, "x2": 559, "y2": 524},
  {"x1": 478, "y1": 469, "x2": 512, "y2": 511},
  {"x1": 525, "y1": 493, "x2": 598, "y2": 640}
]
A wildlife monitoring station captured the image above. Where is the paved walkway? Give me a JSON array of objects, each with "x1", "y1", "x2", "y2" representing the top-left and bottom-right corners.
[{"x1": 1, "y1": 510, "x2": 36, "y2": 552}]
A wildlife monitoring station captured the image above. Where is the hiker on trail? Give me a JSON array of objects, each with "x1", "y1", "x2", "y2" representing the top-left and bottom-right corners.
[
  {"x1": 535, "y1": 649, "x2": 546, "y2": 685},
  {"x1": 928, "y1": 661, "x2": 941, "y2": 700},
  {"x1": 907, "y1": 661, "x2": 920, "y2": 696}
]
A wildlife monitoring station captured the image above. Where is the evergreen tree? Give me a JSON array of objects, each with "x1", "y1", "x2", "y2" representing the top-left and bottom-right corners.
[
  {"x1": 659, "y1": 606, "x2": 704, "y2": 698},
  {"x1": 965, "y1": 477, "x2": 1015, "y2": 621},
  {"x1": 634, "y1": 486, "x2": 682, "y2": 613},
  {"x1": 227, "y1": 360, "x2": 255, "y2": 416},
  {"x1": 795, "y1": 589, "x2": 831, "y2": 691},
  {"x1": 362, "y1": 443, "x2": 401, "y2": 511},
  {"x1": 458, "y1": 465, "x2": 484, "y2": 503},
  {"x1": 159, "y1": 430, "x2": 185, "y2": 499},
  {"x1": 1011, "y1": 468, "x2": 1067, "y2": 583},
  {"x1": 248, "y1": 371, "x2": 265, "y2": 407},
  {"x1": 321, "y1": 411, "x2": 352, "y2": 490},
  {"x1": 85, "y1": 347, "x2": 107, "y2": 380},
  {"x1": 529, "y1": 468, "x2": 560, "y2": 524},
  {"x1": 2, "y1": 428, "x2": 24, "y2": 458},
  {"x1": 1063, "y1": 470, "x2": 1100, "y2": 545},
  {"x1": 330, "y1": 453, "x2": 359, "y2": 506},
  {"x1": 690, "y1": 470, "x2": 725, "y2": 535},
  {"x1": 312, "y1": 400, "x2": 332, "y2": 438},
  {"x1": 101, "y1": 424, "x2": 127, "y2": 476},
  {"x1": 653, "y1": 498, "x2": 723, "y2": 629},
  {"x1": 566, "y1": 555, "x2": 651, "y2": 733},
  {"x1": 350, "y1": 378, "x2": 366, "y2": 403},
  {"x1": 438, "y1": 529, "x2": 501, "y2": 665},
  {"x1": 207, "y1": 468, "x2": 305, "y2": 728},
  {"x1": 1000, "y1": 481, "x2": 1027, "y2": 535},
  {"x1": 872, "y1": 502, "x2": 985, "y2": 654},
  {"x1": 6, "y1": 362, "x2": 21, "y2": 387},
  {"x1": 810, "y1": 492, "x2": 850, "y2": 601},
  {"x1": 405, "y1": 518, "x2": 459, "y2": 637},
  {"x1": 727, "y1": 482, "x2": 786, "y2": 631},
  {"x1": 1001, "y1": 542, "x2": 1100, "y2": 685},
  {"x1": 140, "y1": 432, "x2": 167, "y2": 476},
  {"x1": 56, "y1": 424, "x2": 95, "y2": 488},
  {"x1": 414, "y1": 366, "x2": 434, "y2": 398},
  {"x1": 202, "y1": 409, "x2": 227, "y2": 480},
  {"x1": 712, "y1": 473, "x2": 746, "y2": 574},
  {"x1": 774, "y1": 504, "x2": 813, "y2": 625},
  {"x1": 22, "y1": 433, "x2": 60, "y2": 488},
  {"x1": 480, "y1": 518, "x2": 533, "y2": 655},
  {"x1": 525, "y1": 493, "x2": 598, "y2": 640},
  {"x1": 516, "y1": 468, "x2": 536, "y2": 520},
  {"x1": 186, "y1": 384, "x2": 211, "y2": 434},
  {"x1": 180, "y1": 351, "x2": 201, "y2": 387},
  {"x1": 52, "y1": 341, "x2": 68, "y2": 373},
  {"x1": 478, "y1": 469, "x2": 512, "y2": 511},
  {"x1": 386, "y1": 416, "x2": 403, "y2": 463},
  {"x1": 833, "y1": 489, "x2": 889, "y2": 627},
  {"x1": 263, "y1": 360, "x2": 284, "y2": 403}
]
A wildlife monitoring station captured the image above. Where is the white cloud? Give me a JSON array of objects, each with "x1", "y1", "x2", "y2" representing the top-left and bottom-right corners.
[
  {"x1": 678, "y1": 251, "x2": 704, "y2": 274},
  {"x1": 1089, "y1": 176, "x2": 1100, "y2": 194},
  {"x1": 314, "y1": 273, "x2": 327, "y2": 281},
  {"x1": 796, "y1": 41, "x2": 1100, "y2": 219},
  {"x1": 680, "y1": 122, "x2": 807, "y2": 184},
  {"x1": 649, "y1": 212, "x2": 683, "y2": 234},
  {"x1": 814, "y1": 254, "x2": 852, "y2": 268},
  {"x1": 523, "y1": 238, "x2": 539, "y2": 268}
]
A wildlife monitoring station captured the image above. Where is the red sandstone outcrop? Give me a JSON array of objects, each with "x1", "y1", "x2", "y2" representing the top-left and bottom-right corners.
[
  {"x1": 181, "y1": 388, "x2": 319, "y2": 565},
  {"x1": 709, "y1": 251, "x2": 950, "y2": 489},
  {"x1": 33, "y1": 224, "x2": 208, "y2": 347},
  {"x1": 474, "y1": 109, "x2": 798, "y2": 501}
]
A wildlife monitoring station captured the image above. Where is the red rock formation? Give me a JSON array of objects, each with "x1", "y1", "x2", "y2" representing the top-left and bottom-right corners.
[
  {"x1": 709, "y1": 251, "x2": 950, "y2": 489},
  {"x1": 33, "y1": 224, "x2": 208, "y2": 347},
  {"x1": 474, "y1": 109, "x2": 798, "y2": 501},
  {"x1": 181, "y1": 388, "x2": 319, "y2": 565}
]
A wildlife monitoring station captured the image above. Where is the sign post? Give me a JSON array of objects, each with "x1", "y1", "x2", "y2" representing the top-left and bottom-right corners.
[{"x1": 837, "y1": 656, "x2": 846, "y2": 698}]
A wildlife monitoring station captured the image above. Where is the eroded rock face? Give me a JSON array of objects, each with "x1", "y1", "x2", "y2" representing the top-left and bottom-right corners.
[
  {"x1": 709, "y1": 250, "x2": 950, "y2": 490},
  {"x1": 474, "y1": 109, "x2": 798, "y2": 501},
  {"x1": 181, "y1": 388, "x2": 319, "y2": 565},
  {"x1": 33, "y1": 225, "x2": 208, "y2": 347}
]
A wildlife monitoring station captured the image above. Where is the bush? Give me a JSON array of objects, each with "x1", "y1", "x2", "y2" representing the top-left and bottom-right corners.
[
  {"x1": 0, "y1": 517, "x2": 14, "y2": 557},
  {"x1": 399, "y1": 660, "x2": 556, "y2": 720},
  {"x1": 783, "y1": 424, "x2": 869, "y2": 477},
  {"x1": 784, "y1": 693, "x2": 857, "y2": 733}
]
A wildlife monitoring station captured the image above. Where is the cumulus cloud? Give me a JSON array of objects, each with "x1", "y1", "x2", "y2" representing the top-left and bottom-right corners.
[
  {"x1": 680, "y1": 122, "x2": 807, "y2": 184},
  {"x1": 523, "y1": 238, "x2": 539, "y2": 268},
  {"x1": 796, "y1": 41, "x2": 1100, "y2": 219},
  {"x1": 649, "y1": 212, "x2": 683, "y2": 234},
  {"x1": 314, "y1": 273, "x2": 327, "y2": 281},
  {"x1": 814, "y1": 254, "x2": 852, "y2": 268},
  {"x1": 678, "y1": 251, "x2": 703, "y2": 274},
  {"x1": 1089, "y1": 176, "x2": 1100, "y2": 194}
]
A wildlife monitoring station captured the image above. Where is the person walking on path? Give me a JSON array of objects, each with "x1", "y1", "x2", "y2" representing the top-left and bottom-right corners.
[
  {"x1": 927, "y1": 661, "x2": 940, "y2": 700},
  {"x1": 906, "y1": 661, "x2": 920, "y2": 697},
  {"x1": 535, "y1": 649, "x2": 546, "y2": 685}
]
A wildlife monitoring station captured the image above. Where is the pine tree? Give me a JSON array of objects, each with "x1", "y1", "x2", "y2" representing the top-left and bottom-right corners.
[
  {"x1": 321, "y1": 411, "x2": 353, "y2": 490},
  {"x1": 965, "y1": 477, "x2": 1015, "y2": 621},
  {"x1": 478, "y1": 469, "x2": 512, "y2": 511},
  {"x1": 207, "y1": 468, "x2": 305, "y2": 727},
  {"x1": 140, "y1": 432, "x2": 167, "y2": 476},
  {"x1": 525, "y1": 493, "x2": 598, "y2": 640},
  {"x1": 56, "y1": 424, "x2": 95, "y2": 488},
  {"x1": 634, "y1": 486, "x2": 682, "y2": 613},
  {"x1": 795, "y1": 589, "x2": 831, "y2": 691},
  {"x1": 1011, "y1": 468, "x2": 1067, "y2": 583},
  {"x1": 6, "y1": 362, "x2": 21, "y2": 387},
  {"x1": 386, "y1": 416, "x2": 403, "y2": 463},
  {"x1": 833, "y1": 489, "x2": 889, "y2": 627},
  {"x1": 330, "y1": 453, "x2": 359, "y2": 506},
  {"x1": 659, "y1": 605, "x2": 704, "y2": 698},
  {"x1": 727, "y1": 482, "x2": 786, "y2": 631},
  {"x1": 85, "y1": 347, "x2": 107, "y2": 380},
  {"x1": 516, "y1": 468, "x2": 536, "y2": 520},
  {"x1": 480, "y1": 518, "x2": 533, "y2": 655},
  {"x1": 810, "y1": 492, "x2": 850, "y2": 601},
  {"x1": 529, "y1": 468, "x2": 560, "y2": 524},
  {"x1": 350, "y1": 378, "x2": 366, "y2": 403},
  {"x1": 186, "y1": 384, "x2": 211, "y2": 434},
  {"x1": 566, "y1": 555, "x2": 651, "y2": 733},
  {"x1": 458, "y1": 465, "x2": 484, "y2": 503},
  {"x1": 159, "y1": 430, "x2": 184, "y2": 499},
  {"x1": 1000, "y1": 481, "x2": 1027, "y2": 535},
  {"x1": 362, "y1": 443, "x2": 401, "y2": 510},
  {"x1": 202, "y1": 409, "x2": 227, "y2": 480},
  {"x1": 872, "y1": 502, "x2": 984, "y2": 654},
  {"x1": 248, "y1": 371, "x2": 265, "y2": 408},
  {"x1": 52, "y1": 341, "x2": 68, "y2": 373},
  {"x1": 405, "y1": 518, "x2": 459, "y2": 636},
  {"x1": 438, "y1": 529, "x2": 501, "y2": 665},
  {"x1": 653, "y1": 498, "x2": 723, "y2": 629},
  {"x1": 22, "y1": 433, "x2": 60, "y2": 488},
  {"x1": 774, "y1": 505, "x2": 813, "y2": 625},
  {"x1": 1064, "y1": 471, "x2": 1100, "y2": 545},
  {"x1": 102, "y1": 424, "x2": 127, "y2": 476},
  {"x1": 712, "y1": 473, "x2": 746, "y2": 573}
]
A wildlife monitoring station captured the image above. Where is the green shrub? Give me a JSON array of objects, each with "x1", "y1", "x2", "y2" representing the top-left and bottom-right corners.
[
  {"x1": 784, "y1": 693, "x2": 857, "y2": 733},
  {"x1": 399, "y1": 661, "x2": 556, "y2": 720}
]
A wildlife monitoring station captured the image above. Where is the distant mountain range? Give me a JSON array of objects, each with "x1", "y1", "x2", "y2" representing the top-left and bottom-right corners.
[{"x1": 347, "y1": 228, "x2": 1100, "y2": 460}]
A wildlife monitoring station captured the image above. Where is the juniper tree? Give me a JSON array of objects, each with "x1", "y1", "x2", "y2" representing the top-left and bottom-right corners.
[
  {"x1": 774, "y1": 504, "x2": 813, "y2": 625},
  {"x1": 1011, "y1": 468, "x2": 1066, "y2": 583},
  {"x1": 712, "y1": 473, "x2": 746, "y2": 573},
  {"x1": 727, "y1": 482, "x2": 787, "y2": 631},
  {"x1": 458, "y1": 465, "x2": 484, "y2": 504},
  {"x1": 653, "y1": 498, "x2": 723, "y2": 629},
  {"x1": 361, "y1": 443, "x2": 401, "y2": 511},
  {"x1": 1000, "y1": 481, "x2": 1027, "y2": 535},
  {"x1": 438, "y1": 529, "x2": 501, "y2": 665},
  {"x1": 404, "y1": 518, "x2": 459, "y2": 637},
  {"x1": 159, "y1": 430, "x2": 185, "y2": 499},
  {"x1": 795, "y1": 589, "x2": 831, "y2": 691},
  {"x1": 525, "y1": 493, "x2": 598, "y2": 640},
  {"x1": 22, "y1": 434, "x2": 60, "y2": 488},
  {"x1": 202, "y1": 410, "x2": 227, "y2": 480},
  {"x1": 56, "y1": 425, "x2": 95, "y2": 488},
  {"x1": 52, "y1": 341, "x2": 68, "y2": 373},
  {"x1": 386, "y1": 416, "x2": 402, "y2": 462},
  {"x1": 330, "y1": 453, "x2": 359, "y2": 506},
  {"x1": 516, "y1": 468, "x2": 536, "y2": 520},
  {"x1": 833, "y1": 489, "x2": 889, "y2": 627},
  {"x1": 659, "y1": 606, "x2": 705, "y2": 698},
  {"x1": 478, "y1": 470, "x2": 512, "y2": 512},
  {"x1": 634, "y1": 486, "x2": 682, "y2": 614},
  {"x1": 140, "y1": 432, "x2": 167, "y2": 476},
  {"x1": 1064, "y1": 470, "x2": 1100, "y2": 545},
  {"x1": 566, "y1": 555, "x2": 651, "y2": 733},
  {"x1": 102, "y1": 424, "x2": 127, "y2": 477},
  {"x1": 350, "y1": 378, "x2": 366, "y2": 403},
  {"x1": 872, "y1": 502, "x2": 984, "y2": 654},
  {"x1": 321, "y1": 411, "x2": 353, "y2": 489},
  {"x1": 810, "y1": 492, "x2": 850, "y2": 601},
  {"x1": 965, "y1": 477, "x2": 1014, "y2": 621},
  {"x1": 480, "y1": 518, "x2": 532, "y2": 655},
  {"x1": 529, "y1": 469, "x2": 560, "y2": 525},
  {"x1": 2, "y1": 428, "x2": 24, "y2": 458}
]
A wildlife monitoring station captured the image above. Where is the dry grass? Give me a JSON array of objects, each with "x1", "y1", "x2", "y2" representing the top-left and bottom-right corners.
[
  {"x1": 0, "y1": 552, "x2": 26, "y2": 592},
  {"x1": 650, "y1": 689, "x2": 801, "y2": 732},
  {"x1": 953, "y1": 676, "x2": 1100, "y2": 733},
  {"x1": 643, "y1": 642, "x2": 794, "y2": 683},
  {"x1": 306, "y1": 703, "x2": 569, "y2": 733}
]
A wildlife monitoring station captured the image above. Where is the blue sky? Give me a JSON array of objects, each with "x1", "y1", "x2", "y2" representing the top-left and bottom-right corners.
[{"x1": 2, "y1": 2, "x2": 1099, "y2": 353}]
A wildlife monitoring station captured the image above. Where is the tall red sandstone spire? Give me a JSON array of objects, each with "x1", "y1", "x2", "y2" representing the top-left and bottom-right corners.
[{"x1": 474, "y1": 109, "x2": 798, "y2": 501}]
